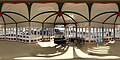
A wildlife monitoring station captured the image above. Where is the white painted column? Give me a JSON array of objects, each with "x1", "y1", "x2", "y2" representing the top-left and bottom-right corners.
[
  {"x1": 10, "y1": 28, "x2": 11, "y2": 40},
  {"x1": 111, "y1": 28, "x2": 113, "y2": 37},
  {"x1": 93, "y1": 27, "x2": 94, "y2": 39},
  {"x1": 2, "y1": 28, "x2": 3, "y2": 40},
  {"x1": 37, "y1": 28, "x2": 39, "y2": 36},
  {"x1": 51, "y1": 28, "x2": 53, "y2": 36},
  {"x1": 73, "y1": 27, "x2": 75, "y2": 38},
  {"x1": 25, "y1": 27, "x2": 27, "y2": 38},
  {"x1": 19, "y1": 27, "x2": 21, "y2": 41},
  {"x1": 118, "y1": 28, "x2": 120, "y2": 38},
  {"x1": 72, "y1": 27, "x2": 73, "y2": 38},
  {"x1": 79, "y1": 28, "x2": 80, "y2": 37},
  {"x1": 17, "y1": 28, "x2": 19, "y2": 40},
  {"x1": 82, "y1": 28, "x2": 83, "y2": 38},
  {"x1": 117, "y1": 28, "x2": 119, "y2": 38},
  {"x1": 21, "y1": 27, "x2": 23, "y2": 41},
  {"x1": 39, "y1": 28, "x2": 41, "y2": 36},
  {"x1": 0, "y1": 28, "x2": 1, "y2": 39}
]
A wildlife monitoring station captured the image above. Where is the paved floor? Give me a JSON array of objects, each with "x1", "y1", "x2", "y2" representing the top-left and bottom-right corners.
[{"x1": 0, "y1": 40, "x2": 120, "y2": 60}]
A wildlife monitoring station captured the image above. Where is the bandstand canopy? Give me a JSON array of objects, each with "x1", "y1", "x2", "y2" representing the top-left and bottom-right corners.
[{"x1": 0, "y1": 2, "x2": 120, "y2": 28}]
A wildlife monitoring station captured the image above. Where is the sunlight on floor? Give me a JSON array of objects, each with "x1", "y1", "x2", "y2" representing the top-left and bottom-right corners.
[
  {"x1": 14, "y1": 41, "x2": 120, "y2": 60},
  {"x1": 36, "y1": 46, "x2": 69, "y2": 56},
  {"x1": 37, "y1": 41, "x2": 57, "y2": 47},
  {"x1": 14, "y1": 46, "x2": 120, "y2": 60},
  {"x1": 75, "y1": 47, "x2": 120, "y2": 59},
  {"x1": 14, "y1": 46, "x2": 73, "y2": 60}
]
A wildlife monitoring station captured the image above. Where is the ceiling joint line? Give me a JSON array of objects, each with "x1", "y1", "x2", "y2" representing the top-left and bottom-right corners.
[
  {"x1": 103, "y1": 13, "x2": 117, "y2": 24},
  {"x1": 30, "y1": 11, "x2": 58, "y2": 21},
  {"x1": 91, "y1": 11, "x2": 118, "y2": 21},
  {"x1": 61, "y1": 14, "x2": 66, "y2": 25},
  {"x1": 42, "y1": 12, "x2": 58, "y2": 24},
  {"x1": 63, "y1": 11, "x2": 89, "y2": 21},
  {"x1": 54, "y1": 14, "x2": 58, "y2": 25},
  {"x1": 62, "y1": 13, "x2": 77, "y2": 24},
  {"x1": 2, "y1": 13, "x2": 17, "y2": 24},
  {"x1": 114, "y1": 15, "x2": 119, "y2": 25},
  {"x1": 2, "y1": 11, "x2": 29, "y2": 21}
]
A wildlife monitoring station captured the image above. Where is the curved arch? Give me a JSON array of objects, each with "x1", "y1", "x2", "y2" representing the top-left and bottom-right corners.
[
  {"x1": 62, "y1": 13, "x2": 77, "y2": 23},
  {"x1": 2, "y1": 13, "x2": 17, "y2": 24},
  {"x1": 25, "y1": 3, "x2": 33, "y2": 20},
  {"x1": 63, "y1": 11, "x2": 89, "y2": 21},
  {"x1": 116, "y1": 3, "x2": 120, "y2": 12},
  {"x1": 54, "y1": 14, "x2": 58, "y2": 24},
  {"x1": 0, "y1": 3, "x2": 3, "y2": 11},
  {"x1": 30, "y1": 11, "x2": 58, "y2": 21},
  {"x1": 114, "y1": 15, "x2": 119, "y2": 25},
  {"x1": 1, "y1": 15, "x2": 6, "y2": 25},
  {"x1": 43, "y1": 12, "x2": 57, "y2": 23},
  {"x1": 2, "y1": 11, "x2": 29, "y2": 21},
  {"x1": 61, "y1": 15, "x2": 66, "y2": 24},
  {"x1": 91, "y1": 11, "x2": 118, "y2": 21},
  {"x1": 103, "y1": 13, "x2": 117, "y2": 24}
]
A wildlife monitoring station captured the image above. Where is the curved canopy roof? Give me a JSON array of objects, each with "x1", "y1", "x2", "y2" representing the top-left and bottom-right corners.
[{"x1": 0, "y1": 2, "x2": 120, "y2": 28}]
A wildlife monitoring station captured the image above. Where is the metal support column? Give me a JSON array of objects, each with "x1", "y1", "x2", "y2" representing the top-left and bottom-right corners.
[
  {"x1": 88, "y1": 22, "x2": 91, "y2": 43},
  {"x1": 4, "y1": 24, "x2": 6, "y2": 40},
  {"x1": 64, "y1": 25, "x2": 66, "y2": 38},
  {"x1": 28, "y1": 22, "x2": 31, "y2": 35},
  {"x1": 75, "y1": 24, "x2": 77, "y2": 38},
  {"x1": 42, "y1": 23, "x2": 44, "y2": 41},
  {"x1": 69, "y1": 27, "x2": 71, "y2": 38},
  {"x1": 113, "y1": 25, "x2": 115, "y2": 40},
  {"x1": 102, "y1": 26, "x2": 104, "y2": 39},
  {"x1": 96, "y1": 28, "x2": 98, "y2": 39}
]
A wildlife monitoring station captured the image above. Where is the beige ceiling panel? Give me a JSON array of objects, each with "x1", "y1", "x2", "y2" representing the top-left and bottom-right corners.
[
  {"x1": 77, "y1": 22, "x2": 89, "y2": 28},
  {"x1": 31, "y1": 13, "x2": 55, "y2": 22},
  {"x1": 105, "y1": 14, "x2": 117, "y2": 23},
  {"x1": 92, "y1": 13, "x2": 115, "y2": 23},
  {"x1": 55, "y1": 16, "x2": 64, "y2": 23},
  {"x1": 91, "y1": 22, "x2": 114, "y2": 28},
  {"x1": 0, "y1": 25, "x2": 4, "y2": 28},
  {"x1": 63, "y1": 3, "x2": 89, "y2": 19},
  {"x1": 31, "y1": 3, "x2": 58, "y2": 18},
  {"x1": 6, "y1": 24, "x2": 16, "y2": 28},
  {"x1": 2, "y1": 3, "x2": 28, "y2": 18},
  {"x1": 103, "y1": 24, "x2": 114, "y2": 28},
  {"x1": 3, "y1": 13, "x2": 28, "y2": 22},
  {"x1": 44, "y1": 24, "x2": 54, "y2": 28},
  {"x1": 91, "y1": 3, "x2": 118, "y2": 18},
  {"x1": 44, "y1": 14, "x2": 56, "y2": 23},
  {"x1": 77, "y1": 22, "x2": 114, "y2": 28},
  {"x1": 115, "y1": 17, "x2": 120, "y2": 24},
  {"x1": 63, "y1": 13, "x2": 88, "y2": 23},
  {"x1": 17, "y1": 22, "x2": 29, "y2": 27},
  {"x1": 0, "y1": 17, "x2": 4, "y2": 24},
  {"x1": 2, "y1": 14, "x2": 15, "y2": 24},
  {"x1": 30, "y1": 22, "x2": 42, "y2": 28}
]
